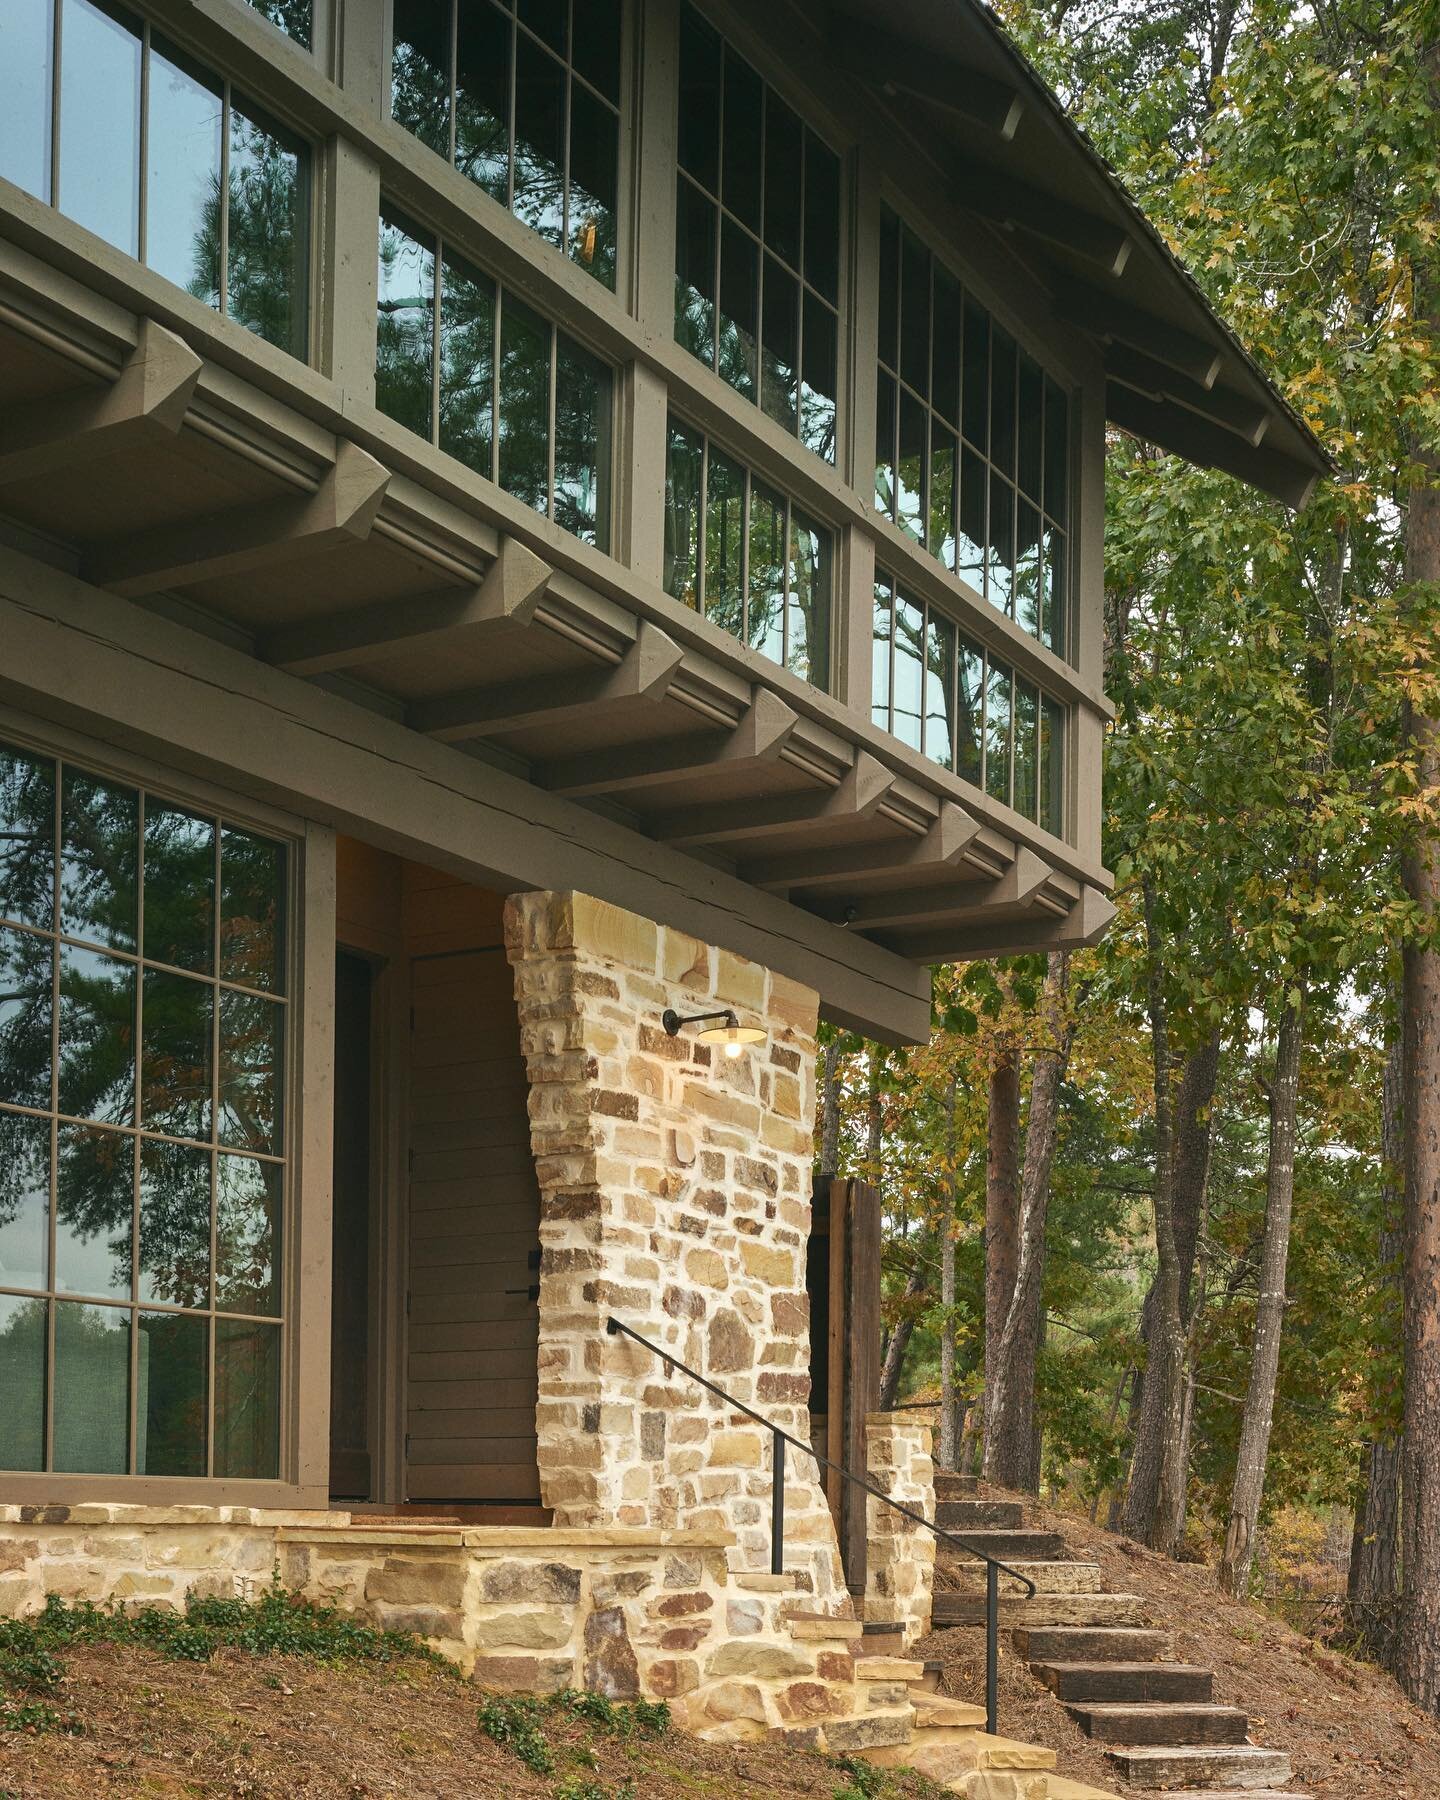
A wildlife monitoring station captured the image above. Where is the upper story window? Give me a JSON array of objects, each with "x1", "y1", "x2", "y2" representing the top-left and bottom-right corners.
[
  {"x1": 0, "y1": 740, "x2": 290, "y2": 1479},
  {"x1": 872, "y1": 571, "x2": 1065, "y2": 835},
  {"x1": 0, "y1": 0, "x2": 310, "y2": 361},
  {"x1": 665, "y1": 416, "x2": 832, "y2": 690},
  {"x1": 875, "y1": 207, "x2": 1070, "y2": 661},
  {"x1": 391, "y1": 0, "x2": 622, "y2": 290},
  {"x1": 240, "y1": 0, "x2": 311, "y2": 48},
  {"x1": 674, "y1": 4, "x2": 840, "y2": 463},
  {"x1": 377, "y1": 207, "x2": 612, "y2": 551}
]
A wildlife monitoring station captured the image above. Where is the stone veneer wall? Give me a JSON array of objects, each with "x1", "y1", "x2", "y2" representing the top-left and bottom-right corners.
[
  {"x1": 504, "y1": 892, "x2": 846, "y2": 1609},
  {"x1": 863, "y1": 1414, "x2": 936, "y2": 1649}
]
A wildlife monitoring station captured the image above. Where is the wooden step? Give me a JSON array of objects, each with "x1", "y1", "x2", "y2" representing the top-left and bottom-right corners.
[
  {"x1": 933, "y1": 1591, "x2": 1147, "y2": 1629},
  {"x1": 948, "y1": 1560, "x2": 1102, "y2": 1597},
  {"x1": 1013, "y1": 1626, "x2": 1173, "y2": 1664},
  {"x1": 933, "y1": 1472, "x2": 980, "y2": 1498},
  {"x1": 1068, "y1": 1701, "x2": 1248, "y2": 1746},
  {"x1": 1104, "y1": 1745, "x2": 1294, "y2": 1790},
  {"x1": 1031, "y1": 1661, "x2": 1213, "y2": 1704},
  {"x1": 936, "y1": 1522, "x2": 1070, "y2": 1559}
]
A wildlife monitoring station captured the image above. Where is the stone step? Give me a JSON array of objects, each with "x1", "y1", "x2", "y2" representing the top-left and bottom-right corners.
[
  {"x1": 1104, "y1": 1746, "x2": 1294, "y2": 1791},
  {"x1": 1031, "y1": 1662, "x2": 1213, "y2": 1705},
  {"x1": 948, "y1": 1771, "x2": 1051, "y2": 1800},
  {"x1": 933, "y1": 1591, "x2": 1147, "y2": 1630},
  {"x1": 934, "y1": 1472, "x2": 980, "y2": 1499},
  {"x1": 1068, "y1": 1702, "x2": 1249, "y2": 1746},
  {"x1": 920, "y1": 1657, "x2": 945, "y2": 1693},
  {"x1": 1013, "y1": 1627, "x2": 1174, "y2": 1665},
  {"x1": 948, "y1": 1561, "x2": 1102, "y2": 1597},
  {"x1": 785, "y1": 1613, "x2": 863, "y2": 1641},
  {"x1": 937, "y1": 1523, "x2": 1070, "y2": 1560},
  {"x1": 866, "y1": 1727, "x2": 1059, "y2": 1780},
  {"x1": 934, "y1": 1498, "x2": 1027, "y2": 1530},
  {"x1": 822, "y1": 1708, "x2": 915, "y2": 1756},
  {"x1": 1047, "y1": 1779, "x2": 1124, "y2": 1800},
  {"x1": 1124, "y1": 1792, "x2": 1311, "y2": 1800},
  {"x1": 913, "y1": 1692, "x2": 988, "y2": 1730}
]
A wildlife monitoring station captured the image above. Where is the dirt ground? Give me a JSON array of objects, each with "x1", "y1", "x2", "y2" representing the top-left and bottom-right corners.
[
  {"x1": 919, "y1": 1487, "x2": 1440, "y2": 1800},
  {"x1": 0, "y1": 1642, "x2": 949, "y2": 1800}
]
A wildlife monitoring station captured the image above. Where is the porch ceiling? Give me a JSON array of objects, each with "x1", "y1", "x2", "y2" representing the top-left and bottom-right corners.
[{"x1": 0, "y1": 258, "x2": 1112, "y2": 973}]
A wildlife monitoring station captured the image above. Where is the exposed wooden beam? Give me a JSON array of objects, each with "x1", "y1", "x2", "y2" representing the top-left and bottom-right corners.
[
  {"x1": 1105, "y1": 345, "x2": 1270, "y2": 447},
  {"x1": 1051, "y1": 276, "x2": 1223, "y2": 389},
  {"x1": 647, "y1": 752, "x2": 896, "y2": 847},
  {"x1": 410, "y1": 622, "x2": 684, "y2": 742},
  {"x1": 817, "y1": 848, "x2": 1053, "y2": 931},
  {"x1": 0, "y1": 319, "x2": 200, "y2": 486},
  {"x1": 958, "y1": 162, "x2": 1132, "y2": 278},
  {"x1": 541, "y1": 690, "x2": 798, "y2": 798},
  {"x1": 882, "y1": 884, "x2": 1116, "y2": 963},
  {"x1": 260, "y1": 536, "x2": 551, "y2": 675},
  {"x1": 1106, "y1": 383, "x2": 1322, "y2": 509},
  {"x1": 830, "y1": 18, "x2": 1024, "y2": 138},
  {"x1": 88, "y1": 440, "x2": 391, "y2": 598},
  {"x1": 744, "y1": 802, "x2": 980, "y2": 894}
]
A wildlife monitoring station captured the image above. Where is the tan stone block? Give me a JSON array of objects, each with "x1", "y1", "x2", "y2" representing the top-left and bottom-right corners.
[
  {"x1": 707, "y1": 1641, "x2": 813, "y2": 1679},
  {"x1": 715, "y1": 951, "x2": 765, "y2": 1011},
  {"x1": 35, "y1": 1561, "x2": 107, "y2": 1598},
  {"x1": 661, "y1": 928, "x2": 712, "y2": 990},
  {"x1": 570, "y1": 894, "x2": 659, "y2": 972},
  {"x1": 109, "y1": 1571, "x2": 182, "y2": 1603},
  {"x1": 684, "y1": 1248, "x2": 729, "y2": 1288},
  {"x1": 708, "y1": 1432, "x2": 762, "y2": 1469},
  {"x1": 0, "y1": 1575, "x2": 41, "y2": 1613},
  {"x1": 699, "y1": 1678, "x2": 769, "y2": 1725},
  {"x1": 474, "y1": 1609, "x2": 575, "y2": 1650},
  {"x1": 366, "y1": 1558, "x2": 468, "y2": 1609},
  {"x1": 739, "y1": 1241, "x2": 796, "y2": 1286}
]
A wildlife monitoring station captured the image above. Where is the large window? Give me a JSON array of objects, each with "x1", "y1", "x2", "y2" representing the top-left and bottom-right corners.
[
  {"x1": 240, "y1": 0, "x2": 311, "y2": 48},
  {"x1": 377, "y1": 208, "x2": 612, "y2": 550},
  {"x1": 872, "y1": 572, "x2": 1065, "y2": 834},
  {"x1": 674, "y1": 4, "x2": 841, "y2": 462},
  {"x1": 875, "y1": 206, "x2": 1070, "y2": 660},
  {"x1": 665, "y1": 418, "x2": 832, "y2": 690},
  {"x1": 0, "y1": 0, "x2": 310, "y2": 361},
  {"x1": 0, "y1": 741, "x2": 290, "y2": 1480},
  {"x1": 391, "y1": 0, "x2": 621, "y2": 290}
]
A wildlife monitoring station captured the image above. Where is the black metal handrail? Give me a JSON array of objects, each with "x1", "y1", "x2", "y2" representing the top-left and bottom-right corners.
[{"x1": 605, "y1": 1315, "x2": 1036, "y2": 1734}]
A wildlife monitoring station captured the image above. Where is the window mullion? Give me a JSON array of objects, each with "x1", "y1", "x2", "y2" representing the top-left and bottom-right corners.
[
  {"x1": 137, "y1": 26, "x2": 150, "y2": 268},
  {"x1": 218, "y1": 85, "x2": 231, "y2": 319},
  {"x1": 431, "y1": 235, "x2": 443, "y2": 448}
]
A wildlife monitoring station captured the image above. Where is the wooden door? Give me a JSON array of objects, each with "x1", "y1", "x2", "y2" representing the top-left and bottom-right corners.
[{"x1": 404, "y1": 946, "x2": 542, "y2": 1503}]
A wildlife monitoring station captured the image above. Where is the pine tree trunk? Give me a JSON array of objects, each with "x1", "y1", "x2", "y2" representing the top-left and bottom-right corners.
[
  {"x1": 1220, "y1": 992, "x2": 1305, "y2": 1596},
  {"x1": 879, "y1": 1235, "x2": 930, "y2": 1410},
  {"x1": 938, "y1": 1074, "x2": 960, "y2": 1470},
  {"x1": 984, "y1": 1034, "x2": 1021, "y2": 1451}
]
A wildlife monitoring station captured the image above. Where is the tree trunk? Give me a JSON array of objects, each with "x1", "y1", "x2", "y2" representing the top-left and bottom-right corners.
[
  {"x1": 985, "y1": 954, "x2": 1073, "y2": 1491},
  {"x1": 1121, "y1": 882, "x2": 1187, "y2": 1553},
  {"x1": 984, "y1": 1033, "x2": 1021, "y2": 1450},
  {"x1": 879, "y1": 1234, "x2": 930, "y2": 1411},
  {"x1": 1220, "y1": 992, "x2": 1305, "y2": 1597},
  {"x1": 939, "y1": 1074, "x2": 959, "y2": 1471},
  {"x1": 819, "y1": 1037, "x2": 842, "y2": 1176}
]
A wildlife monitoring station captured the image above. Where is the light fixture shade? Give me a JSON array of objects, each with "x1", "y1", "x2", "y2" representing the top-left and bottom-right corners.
[{"x1": 695, "y1": 1020, "x2": 767, "y2": 1047}]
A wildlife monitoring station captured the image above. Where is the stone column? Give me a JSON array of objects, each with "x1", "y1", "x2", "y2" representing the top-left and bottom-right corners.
[
  {"x1": 505, "y1": 892, "x2": 847, "y2": 1607},
  {"x1": 863, "y1": 1414, "x2": 936, "y2": 1648}
]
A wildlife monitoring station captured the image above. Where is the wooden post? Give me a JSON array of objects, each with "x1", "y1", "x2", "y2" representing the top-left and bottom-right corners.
[{"x1": 811, "y1": 1176, "x2": 882, "y2": 1595}]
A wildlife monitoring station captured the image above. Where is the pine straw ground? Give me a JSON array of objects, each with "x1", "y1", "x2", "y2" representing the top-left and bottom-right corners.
[{"x1": 919, "y1": 1486, "x2": 1440, "y2": 1800}]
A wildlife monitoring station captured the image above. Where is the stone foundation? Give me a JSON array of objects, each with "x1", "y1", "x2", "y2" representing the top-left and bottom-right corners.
[{"x1": 864, "y1": 1414, "x2": 936, "y2": 1649}]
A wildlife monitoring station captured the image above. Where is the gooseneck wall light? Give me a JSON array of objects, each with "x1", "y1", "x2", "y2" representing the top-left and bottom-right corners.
[{"x1": 662, "y1": 1007, "x2": 767, "y2": 1060}]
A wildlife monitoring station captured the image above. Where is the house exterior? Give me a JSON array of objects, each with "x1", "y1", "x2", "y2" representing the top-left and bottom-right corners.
[{"x1": 0, "y1": 0, "x2": 1322, "y2": 1747}]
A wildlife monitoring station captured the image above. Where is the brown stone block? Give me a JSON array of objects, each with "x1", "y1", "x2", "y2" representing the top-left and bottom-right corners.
[
  {"x1": 735, "y1": 1157, "x2": 779, "y2": 1196},
  {"x1": 658, "y1": 1625, "x2": 707, "y2": 1651},
  {"x1": 663, "y1": 1285, "x2": 705, "y2": 1320},
  {"x1": 706, "y1": 1309, "x2": 755, "y2": 1373},
  {"x1": 655, "y1": 1590, "x2": 713, "y2": 1617},
  {"x1": 777, "y1": 1681, "x2": 840, "y2": 1721},
  {"x1": 365, "y1": 1558, "x2": 468, "y2": 1609},
  {"x1": 758, "y1": 1372, "x2": 810, "y2": 1404},
  {"x1": 584, "y1": 1604, "x2": 641, "y2": 1699},
  {"x1": 591, "y1": 1089, "x2": 640, "y2": 1120},
  {"x1": 477, "y1": 1561, "x2": 582, "y2": 1605},
  {"x1": 471, "y1": 1654, "x2": 576, "y2": 1694},
  {"x1": 646, "y1": 1656, "x2": 700, "y2": 1697},
  {"x1": 817, "y1": 1651, "x2": 858, "y2": 1682}
]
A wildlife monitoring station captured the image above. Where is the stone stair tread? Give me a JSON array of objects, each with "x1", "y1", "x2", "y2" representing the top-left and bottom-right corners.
[
  {"x1": 1068, "y1": 1700, "x2": 1248, "y2": 1745},
  {"x1": 857, "y1": 1656, "x2": 929, "y2": 1682},
  {"x1": 1104, "y1": 1744, "x2": 1293, "y2": 1789},
  {"x1": 1046, "y1": 1778, "x2": 1124, "y2": 1800},
  {"x1": 1124, "y1": 1792, "x2": 1310, "y2": 1800},
  {"x1": 913, "y1": 1693, "x2": 989, "y2": 1728},
  {"x1": 1031, "y1": 1661, "x2": 1213, "y2": 1704},
  {"x1": 867, "y1": 1729, "x2": 1059, "y2": 1778},
  {"x1": 933, "y1": 1591, "x2": 1148, "y2": 1629},
  {"x1": 948, "y1": 1560, "x2": 1103, "y2": 1596}
]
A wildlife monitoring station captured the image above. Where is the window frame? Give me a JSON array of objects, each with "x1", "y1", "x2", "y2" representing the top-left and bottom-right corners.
[{"x1": 0, "y1": 711, "x2": 317, "y2": 1504}]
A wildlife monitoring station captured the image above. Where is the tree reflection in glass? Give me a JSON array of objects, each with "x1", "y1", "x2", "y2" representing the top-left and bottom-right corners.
[
  {"x1": 220, "y1": 829, "x2": 286, "y2": 994},
  {"x1": 0, "y1": 926, "x2": 53, "y2": 1112},
  {"x1": 0, "y1": 1294, "x2": 46, "y2": 1469},
  {"x1": 219, "y1": 989, "x2": 283, "y2": 1158},
  {"x1": 58, "y1": 944, "x2": 136, "y2": 1128},
  {"x1": 0, "y1": 1112, "x2": 49, "y2": 1295},
  {"x1": 0, "y1": 745, "x2": 55, "y2": 932},
  {"x1": 438, "y1": 250, "x2": 495, "y2": 476},
  {"x1": 139, "y1": 1139, "x2": 211, "y2": 1309},
  {"x1": 144, "y1": 804, "x2": 215, "y2": 975},
  {"x1": 216, "y1": 1153, "x2": 281, "y2": 1315},
  {"x1": 61, "y1": 771, "x2": 138, "y2": 953},
  {"x1": 499, "y1": 298, "x2": 552, "y2": 519},
  {"x1": 54, "y1": 1122, "x2": 133, "y2": 1300}
]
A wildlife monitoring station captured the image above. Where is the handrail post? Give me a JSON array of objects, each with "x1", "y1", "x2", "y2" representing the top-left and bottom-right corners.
[
  {"x1": 771, "y1": 1430, "x2": 785, "y2": 1576},
  {"x1": 986, "y1": 1560, "x2": 999, "y2": 1737}
]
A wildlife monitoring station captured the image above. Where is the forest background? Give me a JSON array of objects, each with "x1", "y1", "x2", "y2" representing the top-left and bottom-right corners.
[{"x1": 825, "y1": 0, "x2": 1440, "y2": 1714}]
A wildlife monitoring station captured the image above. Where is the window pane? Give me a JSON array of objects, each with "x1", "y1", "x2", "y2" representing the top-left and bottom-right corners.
[
  {"x1": 930, "y1": 426, "x2": 957, "y2": 571},
  {"x1": 871, "y1": 581, "x2": 893, "y2": 733},
  {"x1": 244, "y1": 0, "x2": 312, "y2": 45},
  {"x1": 513, "y1": 32, "x2": 566, "y2": 251},
  {"x1": 54, "y1": 1299, "x2": 129, "y2": 1474},
  {"x1": 958, "y1": 446, "x2": 986, "y2": 596},
  {"x1": 0, "y1": 927, "x2": 53, "y2": 1111},
  {"x1": 1044, "y1": 524, "x2": 1068, "y2": 658},
  {"x1": 990, "y1": 327, "x2": 1017, "y2": 478},
  {"x1": 932, "y1": 266, "x2": 961, "y2": 428},
  {"x1": 747, "y1": 483, "x2": 786, "y2": 665},
  {"x1": 454, "y1": 0, "x2": 510, "y2": 203},
  {"x1": 892, "y1": 593, "x2": 924, "y2": 755},
  {"x1": 803, "y1": 134, "x2": 840, "y2": 304},
  {"x1": 704, "y1": 450, "x2": 746, "y2": 641},
  {"x1": 1015, "y1": 500, "x2": 1042, "y2": 639},
  {"x1": 987, "y1": 475, "x2": 1014, "y2": 615},
  {"x1": 391, "y1": 0, "x2": 452, "y2": 158},
  {"x1": 214, "y1": 1318, "x2": 281, "y2": 1478},
  {"x1": 900, "y1": 227, "x2": 929, "y2": 397},
  {"x1": 760, "y1": 256, "x2": 798, "y2": 434},
  {"x1": 721, "y1": 48, "x2": 762, "y2": 232},
  {"x1": 216, "y1": 1153, "x2": 282, "y2": 1316},
  {"x1": 677, "y1": 3, "x2": 722, "y2": 192},
  {"x1": 1019, "y1": 355, "x2": 1044, "y2": 503},
  {"x1": 498, "y1": 296, "x2": 552, "y2": 517},
  {"x1": 144, "y1": 804, "x2": 214, "y2": 975},
  {"x1": 139, "y1": 1138, "x2": 211, "y2": 1309},
  {"x1": 438, "y1": 248, "x2": 495, "y2": 475},
  {"x1": 0, "y1": 744, "x2": 55, "y2": 932},
  {"x1": 54, "y1": 1122, "x2": 132, "y2": 1299},
  {"x1": 58, "y1": 944, "x2": 136, "y2": 1128},
  {"x1": 1041, "y1": 696, "x2": 1066, "y2": 836},
  {"x1": 568, "y1": 84, "x2": 618, "y2": 287},
  {"x1": 800, "y1": 294, "x2": 837, "y2": 464},
  {"x1": 962, "y1": 298, "x2": 988, "y2": 450},
  {"x1": 986, "y1": 660, "x2": 1013, "y2": 806},
  {"x1": 874, "y1": 372, "x2": 897, "y2": 521},
  {"x1": 58, "y1": 0, "x2": 140, "y2": 255},
  {"x1": 0, "y1": 1111, "x2": 50, "y2": 1293},
  {"x1": 896, "y1": 391, "x2": 926, "y2": 545},
  {"x1": 219, "y1": 990, "x2": 284, "y2": 1157},
  {"x1": 146, "y1": 42, "x2": 222, "y2": 308},
  {"x1": 377, "y1": 215, "x2": 435, "y2": 442},
  {"x1": 1014, "y1": 678, "x2": 1039, "y2": 820},
  {"x1": 956, "y1": 637, "x2": 984, "y2": 787},
  {"x1": 142, "y1": 969, "x2": 212, "y2": 1141},
  {"x1": 0, "y1": 1294, "x2": 46, "y2": 1470},
  {"x1": 717, "y1": 217, "x2": 758, "y2": 401},
  {"x1": 878, "y1": 208, "x2": 899, "y2": 372},
  {"x1": 764, "y1": 94, "x2": 803, "y2": 268},
  {"x1": 1045, "y1": 376, "x2": 1069, "y2": 527},
  {"x1": 0, "y1": 0, "x2": 53, "y2": 202},
  {"x1": 227, "y1": 104, "x2": 308, "y2": 358},
  {"x1": 675, "y1": 180, "x2": 717, "y2": 365},
  {"x1": 220, "y1": 829, "x2": 286, "y2": 994},
  {"x1": 572, "y1": 0, "x2": 622, "y2": 102},
  {"x1": 518, "y1": 0, "x2": 566, "y2": 54},
  {"x1": 554, "y1": 335, "x2": 609, "y2": 550},
  {"x1": 138, "y1": 1310, "x2": 208, "y2": 1477},
  {"x1": 62, "y1": 770, "x2": 138, "y2": 952},
  {"x1": 664, "y1": 421, "x2": 704, "y2": 609},
  {"x1": 925, "y1": 613, "x2": 956, "y2": 771},
  {"x1": 788, "y1": 514, "x2": 830, "y2": 689}
]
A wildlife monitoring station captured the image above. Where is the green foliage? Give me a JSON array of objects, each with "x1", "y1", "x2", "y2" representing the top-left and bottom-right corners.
[
  {"x1": 478, "y1": 1689, "x2": 669, "y2": 1782},
  {"x1": 479, "y1": 1694, "x2": 554, "y2": 1774},
  {"x1": 832, "y1": 1754, "x2": 889, "y2": 1800},
  {"x1": 551, "y1": 1688, "x2": 670, "y2": 1740}
]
